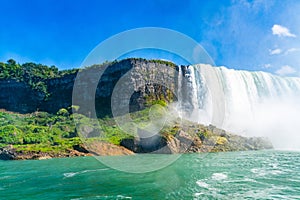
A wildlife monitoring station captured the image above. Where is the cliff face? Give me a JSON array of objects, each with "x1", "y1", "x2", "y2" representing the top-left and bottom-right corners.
[
  {"x1": 0, "y1": 74, "x2": 76, "y2": 114},
  {"x1": 43, "y1": 73, "x2": 76, "y2": 113},
  {"x1": 0, "y1": 80, "x2": 44, "y2": 113},
  {"x1": 0, "y1": 59, "x2": 180, "y2": 116}
]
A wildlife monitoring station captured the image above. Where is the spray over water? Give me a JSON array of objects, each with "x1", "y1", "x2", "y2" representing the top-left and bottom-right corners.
[{"x1": 180, "y1": 64, "x2": 300, "y2": 149}]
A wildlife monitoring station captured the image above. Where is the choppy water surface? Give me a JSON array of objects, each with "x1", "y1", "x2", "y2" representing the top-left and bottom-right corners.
[{"x1": 0, "y1": 150, "x2": 299, "y2": 199}]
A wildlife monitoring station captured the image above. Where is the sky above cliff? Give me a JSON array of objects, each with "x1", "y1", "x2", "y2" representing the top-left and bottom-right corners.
[{"x1": 1, "y1": 0, "x2": 300, "y2": 76}]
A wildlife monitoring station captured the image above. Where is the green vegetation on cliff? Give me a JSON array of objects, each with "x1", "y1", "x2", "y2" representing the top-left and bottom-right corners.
[
  {"x1": 0, "y1": 58, "x2": 176, "y2": 81},
  {"x1": 0, "y1": 109, "x2": 79, "y2": 153},
  {"x1": 0, "y1": 107, "x2": 135, "y2": 156},
  {"x1": 0, "y1": 59, "x2": 78, "y2": 80},
  {"x1": 0, "y1": 59, "x2": 78, "y2": 99},
  {"x1": 0, "y1": 104, "x2": 273, "y2": 159}
]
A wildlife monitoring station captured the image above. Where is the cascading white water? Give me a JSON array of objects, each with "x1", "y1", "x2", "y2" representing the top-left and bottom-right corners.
[
  {"x1": 177, "y1": 66, "x2": 183, "y2": 118},
  {"x1": 177, "y1": 66, "x2": 213, "y2": 125},
  {"x1": 182, "y1": 64, "x2": 300, "y2": 149}
]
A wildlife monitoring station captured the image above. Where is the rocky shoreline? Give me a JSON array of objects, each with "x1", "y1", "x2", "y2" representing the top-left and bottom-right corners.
[
  {"x1": 0, "y1": 145, "x2": 91, "y2": 160},
  {"x1": 118, "y1": 126, "x2": 273, "y2": 154},
  {"x1": 0, "y1": 124, "x2": 273, "y2": 161}
]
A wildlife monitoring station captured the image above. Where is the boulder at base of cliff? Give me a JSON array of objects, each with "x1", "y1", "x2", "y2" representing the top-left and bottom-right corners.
[
  {"x1": 0, "y1": 146, "x2": 17, "y2": 160},
  {"x1": 86, "y1": 141, "x2": 134, "y2": 156}
]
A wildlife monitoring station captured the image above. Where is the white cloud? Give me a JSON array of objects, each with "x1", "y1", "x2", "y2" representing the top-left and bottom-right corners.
[
  {"x1": 264, "y1": 64, "x2": 271, "y2": 68},
  {"x1": 235, "y1": 0, "x2": 273, "y2": 12},
  {"x1": 275, "y1": 65, "x2": 297, "y2": 76},
  {"x1": 269, "y1": 48, "x2": 282, "y2": 55},
  {"x1": 272, "y1": 24, "x2": 296, "y2": 37},
  {"x1": 285, "y1": 48, "x2": 300, "y2": 55}
]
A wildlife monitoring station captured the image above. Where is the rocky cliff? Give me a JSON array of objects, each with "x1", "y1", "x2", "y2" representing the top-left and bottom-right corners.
[
  {"x1": 119, "y1": 123, "x2": 273, "y2": 154},
  {"x1": 0, "y1": 58, "x2": 179, "y2": 117}
]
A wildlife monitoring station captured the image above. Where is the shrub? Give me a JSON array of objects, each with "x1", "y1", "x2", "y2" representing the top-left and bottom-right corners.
[
  {"x1": 0, "y1": 125, "x2": 24, "y2": 144},
  {"x1": 57, "y1": 108, "x2": 69, "y2": 116}
]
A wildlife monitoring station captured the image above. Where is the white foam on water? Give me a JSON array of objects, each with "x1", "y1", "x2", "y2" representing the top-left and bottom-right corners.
[
  {"x1": 71, "y1": 195, "x2": 131, "y2": 200},
  {"x1": 251, "y1": 168, "x2": 283, "y2": 177},
  {"x1": 251, "y1": 168, "x2": 264, "y2": 175},
  {"x1": 224, "y1": 177, "x2": 257, "y2": 183},
  {"x1": 196, "y1": 180, "x2": 210, "y2": 188},
  {"x1": 211, "y1": 173, "x2": 228, "y2": 180},
  {"x1": 64, "y1": 172, "x2": 77, "y2": 178},
  {"x1": 63, "y1": 168, "x2": 109, "y2": 178},
  {"x1": 193, "y1": 192, "x2": 203, "y2": 196},
  {"x1": 193, "y1": 192, "x2": 204, "y2": 199},
  {"x1": 0, "y1": 175, "x2": 11, "y2": 180},
  {"x1": 270, "y1": 170, "x2": 283, "y2": 175},
  {"x1": 116, "y1": 195, "x2": 132, "y2": 199}
]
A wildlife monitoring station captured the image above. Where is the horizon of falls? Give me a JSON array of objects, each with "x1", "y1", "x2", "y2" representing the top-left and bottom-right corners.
[{"x1": 177, "y1": 64, "x2": 300, "y2": 149}]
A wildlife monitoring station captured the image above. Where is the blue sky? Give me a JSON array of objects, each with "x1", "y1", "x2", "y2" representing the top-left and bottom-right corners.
[{"x1": 1, "y1": 0, "x2": 300, "y2": 76}]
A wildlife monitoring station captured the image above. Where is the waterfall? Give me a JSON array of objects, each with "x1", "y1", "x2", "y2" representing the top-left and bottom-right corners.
[
  {"x1": 180, "y1": 64, "x2": 300, "y2": 149},
  {"x1": 177, "y1": 66, "x2": 182, "y2": 118}
]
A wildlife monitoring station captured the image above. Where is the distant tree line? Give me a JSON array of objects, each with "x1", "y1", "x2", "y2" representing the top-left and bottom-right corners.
[{"x1": 0, "y1": 59, "x2": 78, "y2": 99}]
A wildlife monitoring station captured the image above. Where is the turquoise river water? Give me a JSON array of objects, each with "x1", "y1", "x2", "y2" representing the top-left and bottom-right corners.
[{"x1": 0, "y1": 150, "x2": 300, "y2": 200}]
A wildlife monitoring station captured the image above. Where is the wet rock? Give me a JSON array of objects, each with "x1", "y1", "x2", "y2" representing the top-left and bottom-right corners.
[
  {"x1": 73, "y1": 144, "x2": 89, "y2": 153},
  {"x1": 0, "y1": 147, "x2": 17, "y2": 160}
]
